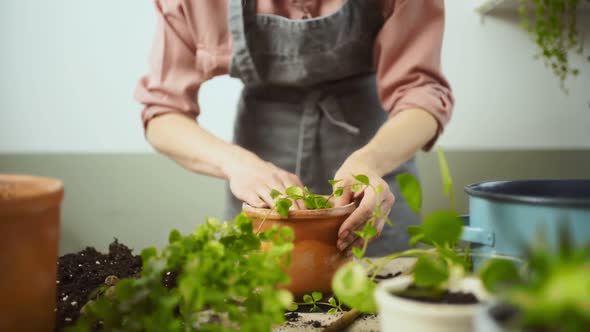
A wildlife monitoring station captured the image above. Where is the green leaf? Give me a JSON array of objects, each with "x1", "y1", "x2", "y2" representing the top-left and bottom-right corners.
[
  {"x1": 328, "y1": 297, "x2": 337, "y2": 307},
  {"x1": 407, "y1": 225, "x2": 433, "y2": 247},
  {"x1": 479, "y1": 259, "x2": 523, "y2": 292},
  {"x1": 270, "y1": 189, "x2": 282, "y2": 200},
  {"x1": 413, "y1": 256, "x2": 449, "y2": 288},
  {"x1": 422, "y1": 210, "x2": 463, "y2": 246},
  {"x1": 314, "y1": 196, "x2": 331, "y2": 209},
  {"x1": 287, "y1": 302, "x2": 299, "y2": 312},
  {"x1": 327, "y1": 308, "x2": 338, "y2": 315},
  {"x1": 376, "y1": 185, "x2": 383, "y2": 193},
  {"x1": 352, "y1": 247, "x2": 364, "y2": 258},
  {"x1": 395, "y1": 173, "x2": 422, "y2": 214},
  {"x1": 312, "y1": 291, "x2": 323, "y2": 302},
  {"x1": 276, "y1": 198, "x2": 293, "y2": 217},
  {"x1": 277, "y1": 289, "x2": 295, "y2": 309},
  {"x1": 168, "y1": 229, "x2": 182, "y2": 244},
  {"x1": 303, "y1": 196, "x2": 316, "y2": 209},
  {"x1": 356, "y1": 224, "x2": 377, "y2": 239},
  {"x1": 437, "y1": 148, "x2": 454, "y2": 197},
  {"x1": 334, "y1": 187, "x2": 344, "y2": 198},
  {"x1": 351, "y1": 184, "x2": 363, "y2": 192},
  {"x1": 332, "y1": 262, "x2": 377, "y2": 313},
  {"x1": 328, "y1": 179, "x2": 342, "y2": 187},
  {"x1": 286, "y1": 186, "x2": 304, "y2": 199},
  {"x1": 303, "y1": 294, "x2": 314, "y2": 304},
  {"x1": 353, "y1": 174, "x2": 370, "y2": 185},
  {"x1": 141, "y1": 247, "x2": 157, "y2": 262},
  {"x1": 362, "y1": 224, "x2": 377, "y2": 238}
]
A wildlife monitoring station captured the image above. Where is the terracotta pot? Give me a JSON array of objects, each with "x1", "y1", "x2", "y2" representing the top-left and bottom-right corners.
[
  {"x1": 0, "y1": 175, "x2": 64, "y2": 332},
  {"x1": 242, "y1": 202, "x2": 355, "y2": 299}
]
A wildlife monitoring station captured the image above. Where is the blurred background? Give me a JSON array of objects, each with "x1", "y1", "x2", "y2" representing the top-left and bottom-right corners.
[{"x1": 1, "y1": 0, "x2": 589, "y2": 254}]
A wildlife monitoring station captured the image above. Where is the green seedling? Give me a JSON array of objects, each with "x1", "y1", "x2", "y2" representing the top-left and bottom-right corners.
[
  {"x1": 66, "y1": 214, "x2": 295, "y2": 332},
  {"x1": 332, "y1": 148, "x2": 476, "y2": 313},
  {"x1": 294, "y1": 291, "x2": 343, "y2": 314}
]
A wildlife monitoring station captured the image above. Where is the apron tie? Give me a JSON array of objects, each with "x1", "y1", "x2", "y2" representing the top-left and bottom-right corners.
[{"x1": 295, "y1": 91, "x2": 360, "y2": 179}]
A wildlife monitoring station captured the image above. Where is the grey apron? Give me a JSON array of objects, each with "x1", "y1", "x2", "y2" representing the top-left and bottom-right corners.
[{"x1": 224, "y1": 0, "x2": 420, "y2": 255}]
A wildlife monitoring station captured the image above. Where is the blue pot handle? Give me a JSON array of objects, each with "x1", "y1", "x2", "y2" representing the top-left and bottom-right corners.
[{"x1": 460, "y1": 215, "x2": 495, "y2": 246}]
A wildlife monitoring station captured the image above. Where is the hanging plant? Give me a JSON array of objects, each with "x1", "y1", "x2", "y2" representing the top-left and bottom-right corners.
[{"x1": 517, "y1": 0, "x2": 588, "y2": 92}]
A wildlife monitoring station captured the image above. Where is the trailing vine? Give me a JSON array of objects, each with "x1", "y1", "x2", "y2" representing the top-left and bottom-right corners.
[{"x1": 517, "y1": 0, "x2": 589, "y2": 91}]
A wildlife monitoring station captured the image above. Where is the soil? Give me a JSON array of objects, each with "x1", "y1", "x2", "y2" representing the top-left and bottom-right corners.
[
  {"x1": 54, "y1": 240, "x2": 404, "y2": 331},
  {"x1": 394, "y1": 285, "x2": 479, "y2": 305},
  {"x1": 54, "y1": 240, "x2": 142, "y2": 331}
]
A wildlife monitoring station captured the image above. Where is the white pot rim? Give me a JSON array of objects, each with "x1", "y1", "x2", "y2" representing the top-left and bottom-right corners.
[{"x1": 374, "y1": 275, "x2": 486, "y2": 317}]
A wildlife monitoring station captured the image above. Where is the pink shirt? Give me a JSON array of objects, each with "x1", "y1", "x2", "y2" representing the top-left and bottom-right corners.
[{"x1": 135, "y1": 0, "x2": 454, "y2": 145}]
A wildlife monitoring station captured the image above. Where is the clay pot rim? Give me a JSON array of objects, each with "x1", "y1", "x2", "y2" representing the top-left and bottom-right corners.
[
  {"x1": 0, "y1": 174, "x2": 64, "y2": 216},
  {"x1": 242, "y1": 202, "x2": 356, "y2": 220}
]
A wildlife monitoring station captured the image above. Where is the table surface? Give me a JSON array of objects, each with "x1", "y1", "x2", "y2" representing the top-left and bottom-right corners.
[{"x1": 273, "y1": 257, "x2": 417, "y2": 332}]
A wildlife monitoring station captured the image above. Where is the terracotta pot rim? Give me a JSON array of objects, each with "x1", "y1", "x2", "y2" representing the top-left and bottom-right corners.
[
  {"x1": 0, "y1": 174, "x2": 64, "y2": 216},
  {"x1": 242, "y1": 202, "x2": 356, "y2": 220}
]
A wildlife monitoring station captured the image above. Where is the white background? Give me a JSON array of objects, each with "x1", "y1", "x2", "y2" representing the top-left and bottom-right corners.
[{"x1": 1, "y1": 0, "x2": 589, "y2": 152}]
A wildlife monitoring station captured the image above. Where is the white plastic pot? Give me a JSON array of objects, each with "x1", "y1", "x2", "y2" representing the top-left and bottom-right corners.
[{"x1": 374, "y1": 275, "x2": 490, "y2": 332}]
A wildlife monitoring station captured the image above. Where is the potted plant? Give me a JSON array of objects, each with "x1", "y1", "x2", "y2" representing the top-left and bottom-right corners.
[
  {"x1": 242, "y1": 182, "x2": 359, "y2": 299},
  {"x1": 65, "y1": 214, "x2": 297, "y2": 331},
  {"x1": 330, "y1": 149, "x2": 516, "y2": 332},
  {"x1": 517, "y1": 0, "x2": 589, "y2": 91},
  {"x1": 475, "y1": 227, "x2": 590, "y2": 332},
  {"x1": 0, "y1": 174, "x2": 64, "y2": 332}
]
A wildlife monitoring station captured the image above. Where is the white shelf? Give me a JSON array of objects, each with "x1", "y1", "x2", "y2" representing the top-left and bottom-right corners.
[{"x1": 475, "y1": 0, "x2": 590, "y2": 15}]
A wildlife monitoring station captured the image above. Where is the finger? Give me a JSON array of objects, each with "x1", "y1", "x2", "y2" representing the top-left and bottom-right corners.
[
  {"x1": 337, "y1": 223, "x2": 364, "y2": 251},
  {"x1": 338, "y1": 189, "x2": 376, "y2": 239},
  {"x1": 333, "y1": 183, "x2": 353, "y2": 207},
  {"x1": 245, "y1": 193, "x2": 267, "y2": 208},
  {"x1": 344, "y1": 236, "x2": 366, "y2": 255},
  {"x1": 256, "y1": 185, "x2": 276, "y2": 209}
]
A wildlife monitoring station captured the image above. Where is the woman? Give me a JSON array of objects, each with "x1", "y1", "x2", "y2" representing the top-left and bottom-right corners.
[{"x1": 135, "y1": 0, "x2": 454, "y2": 257}]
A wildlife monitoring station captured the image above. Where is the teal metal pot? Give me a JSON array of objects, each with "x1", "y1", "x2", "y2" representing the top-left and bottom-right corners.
[{"x1": 461, "y1": 179, "x2": 590, "y2": 258}]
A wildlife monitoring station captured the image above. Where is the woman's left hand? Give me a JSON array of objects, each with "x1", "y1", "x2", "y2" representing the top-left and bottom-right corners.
[{"x1": 332, "y1": 157, "x2": 396, "y2": 254}]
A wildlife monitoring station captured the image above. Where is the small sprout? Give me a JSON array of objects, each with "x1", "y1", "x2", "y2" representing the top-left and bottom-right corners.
[
  {"x1": 311, "y1": 291, "x2": 322, "y2": 302},
  {"x1": 286, "y1": 186, "x2": 304, "y2": 199},
  {"x1": 352, "y1": 247, "x2": 364, "y2": 259},
  {"x1": 353, "y1": 174, "x2": 370, "y2": 185},
  {"x1": 351, "y1": 184, "x2": 363, "y2": 192},
  {"x1": 270, "y1": 189, "x2": 282, "y2": 200}
]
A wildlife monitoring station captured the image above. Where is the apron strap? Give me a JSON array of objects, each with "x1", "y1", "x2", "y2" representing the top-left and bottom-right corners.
[
  {"x1": 295, "y1": 91, "x2": 360, "y2": 180},
  {"x1": 228, "y1": 0, "x2": 261, "y2": 84}
]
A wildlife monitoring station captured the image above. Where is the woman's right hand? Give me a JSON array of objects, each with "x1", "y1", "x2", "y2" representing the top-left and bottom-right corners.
[{"x1": 222, "y1": 149, "x2": 305, "y2": 209}]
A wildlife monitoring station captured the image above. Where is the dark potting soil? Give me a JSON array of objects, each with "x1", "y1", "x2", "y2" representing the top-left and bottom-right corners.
[
  {"x1": 374, "y1": 271, "x2": 402, "y2": 282},
  {"x1": 54, "y1": 240, "x2": 142, "y2": 331},
  {"x1": 395, "y1": 285, "x2": 479, "y2": 305},
  {"x1": 291, "y1": 272, "x2": 402, "y2": 314}
]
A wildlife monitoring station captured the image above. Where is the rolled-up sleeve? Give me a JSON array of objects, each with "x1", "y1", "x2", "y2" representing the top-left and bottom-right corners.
[
  {"x1": 375, "y1": 0, "x2": 454, "y2": 150},
  {"x1": 134, "y1": 0, "x2": 203, "y2": 130}
]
